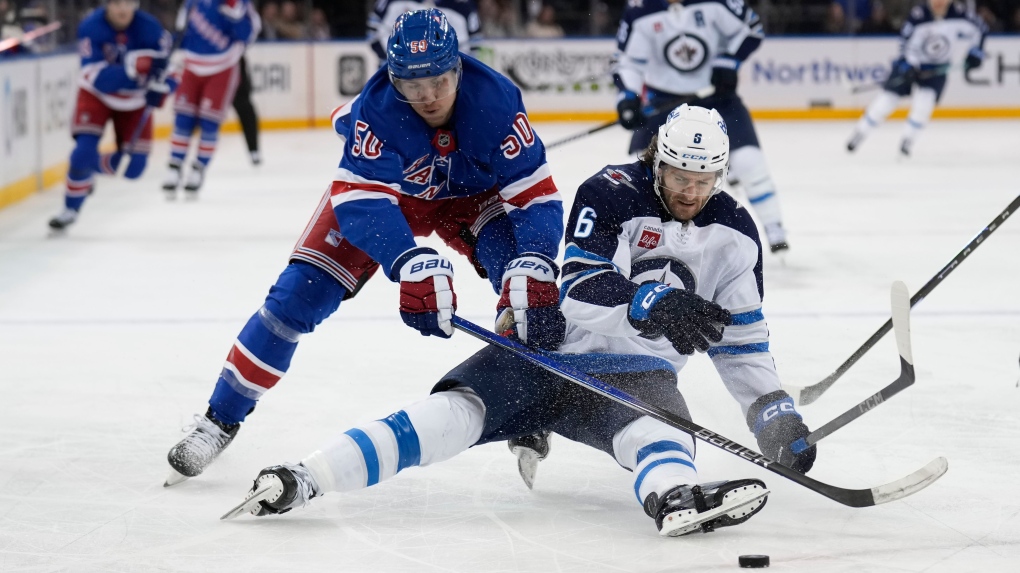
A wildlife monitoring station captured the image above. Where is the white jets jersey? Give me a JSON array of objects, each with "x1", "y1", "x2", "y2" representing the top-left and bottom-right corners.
[
  {"x1": 559, "y1": 161, "x2": 776, "y2": 416},
  {"x1": 615, "y1": 0, "x2": 763, "y2": 96},
  {"x1": 898, "y1": 2, "x2": 986, "y2": 68},
  {"x1": 368, "y1": 0, "x2": 481, "y2": 60}
]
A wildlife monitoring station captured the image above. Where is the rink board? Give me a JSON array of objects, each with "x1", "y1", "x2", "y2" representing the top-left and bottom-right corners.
[{"x1": 3, "y1": 36, "x2": 1020, "y2": 208}]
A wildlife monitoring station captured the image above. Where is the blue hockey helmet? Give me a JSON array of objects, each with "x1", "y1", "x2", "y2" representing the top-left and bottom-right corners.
[{"x1": 387, "y1": 9, "x2": 460, "y2": 81}]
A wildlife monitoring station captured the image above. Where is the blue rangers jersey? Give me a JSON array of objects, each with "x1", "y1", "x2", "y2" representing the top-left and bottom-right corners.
[
  {"x1": 177, "y1": 0, "x2": 260, "y2": 76},
  {"x1": 898, "y1": 2, "x2": 986, "y2": 70},
  {"x1": 328, "y1": 55, "x2": 562, "y2": 284},
  {"x1": 559, "y1": 161, "x2": 777, "y2": 415},
  {"x1": 76, "y1": 8, "x2": 171, "y2": 111},
  {"x1": 615, "y1": 0, "x2": 762, "y2": 96},
  {"x1": 368, "y1": 0, "x2": 481, "y2": 60}
]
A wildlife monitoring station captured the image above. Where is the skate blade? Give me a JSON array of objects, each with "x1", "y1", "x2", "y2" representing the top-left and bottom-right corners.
[
  {"x1": 164, "y1": 468, "x2": 190, "y2": 487},
  {"x1": 220, "y1": 482, "x2": 275, "y2": 521},
  {"x1": 512, "y1": 446, "x2": 540, "y2": 490},
  {"x1": 660, "y1": 486, "x2": 770, "y2": 537}
]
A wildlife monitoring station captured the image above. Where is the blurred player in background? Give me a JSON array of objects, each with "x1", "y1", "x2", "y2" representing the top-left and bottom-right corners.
[
  {"x1": 164, "y1": 9, "x2": 563, "y2": 486},
  {"x1": 614, "y1": 0, "x2": 791, "y2": 254},
  {"x1": 368, "y1": 0, "x2": 481, "y2": 62},
  {"x1": 48, "y1": 0, "x2": 173, "y2": 231},
  {"x1": 223, "y1": 105, "x2": 816, "y2": 538},
  {"x1": 232, "y1": 53, "x2": 260, "y2": 165},
  {"x1": 846, "y1": 0, "x2": 987, "y2": 157},
  {"x1": 161, "y1": 0, "x2": 260, "y2": 199}
]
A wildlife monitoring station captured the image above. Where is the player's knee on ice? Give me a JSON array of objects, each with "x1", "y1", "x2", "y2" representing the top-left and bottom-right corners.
[
  {"x1": 123, "y1": 153, "x2": 148, "y2": 179},
  {"x1": 746, "y1": 390, "x2": 815, "y2": 473}
]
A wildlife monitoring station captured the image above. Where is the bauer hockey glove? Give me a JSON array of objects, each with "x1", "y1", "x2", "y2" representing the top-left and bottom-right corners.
[
  {"x1": 965, "y1": 48, "x2": 984, "y2": 71},
  {"x1": 496, "y1": 253, "x2": 566, "y2": 351},
  {"x1": 616, "y1": 91, "x2": 645, "y2": 130},
  {"x1": 746, "y1": 390, "x2": 816, "y2": 474},
  {"x1": 710, "y1": 57, "x2": 739, "y2": 95},
  {"x1": 627, "y1": 283, "x2": 731, "y2": 355},
  {"x1": 392, "y1": 247, "x2": 457, "y2": 338}
]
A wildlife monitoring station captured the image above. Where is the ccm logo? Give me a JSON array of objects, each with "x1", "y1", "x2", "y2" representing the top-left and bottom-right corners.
[
  {"x1": 410, "y1": 258, "x2": 451, "y2": 273},
  {"x1": 641, "y1": 284, "x2": 671, "y2": 309},
  {"x1": 409, "y1": 40, "x2": 428, "y2": 53},
  {"x1": 681, "y1": 153, "x2": 707, "y2": 160},
  {"x1": 762, "y1": 401, "x2": 795, "y2": 422}
]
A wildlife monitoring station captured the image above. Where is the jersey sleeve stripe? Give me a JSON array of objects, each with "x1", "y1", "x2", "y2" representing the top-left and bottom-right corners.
[
  {"x1": 730, "y1": 309, "x2": 764, "y2": 325},
  {"x1": 708, "y1": 342, "x2": 770, "y2": 357},
  {"x1": 330, "y1": 169, "x2": 403, "y2": 208},
  {"x1": 499, "y1": 164, "x2": 560, "y2": 208}
]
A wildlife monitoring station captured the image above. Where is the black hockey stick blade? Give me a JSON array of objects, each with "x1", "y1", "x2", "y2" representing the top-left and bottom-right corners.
[
  {"x1": 452, "y1": 316, "x2": 947, "y2": 508},
  {"x1": 792, "y1": 282, "x2": 914, "y2": 452},
  {"x1": 785, "y1": 194, "x2": 1020, "y2": 406}
]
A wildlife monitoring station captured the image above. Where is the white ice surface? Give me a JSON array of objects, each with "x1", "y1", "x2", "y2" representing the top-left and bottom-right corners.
[{"x1": 1, "y1": 120, "x2": 1019, "y2": 572}]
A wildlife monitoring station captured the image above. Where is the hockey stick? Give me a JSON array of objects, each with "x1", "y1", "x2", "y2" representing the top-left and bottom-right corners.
[
  {"x1": 785, "y1": 193, "x2": 1020, "y2": 406},
  {"x1": 0, "y1": 21, "x2": 61, "y2": 54},
  {"x1": 849, "y1": 64, "x2": 951, "y2": 95},
  {"x1": 790, "y1": 282, "x2": 913, "y2": 454},
  {"x1": 451, "y1": 316, "x2": 947, "y2": 508},
  {"x1": 545, "y1": 86, "x2": 716, "y2": 151}
]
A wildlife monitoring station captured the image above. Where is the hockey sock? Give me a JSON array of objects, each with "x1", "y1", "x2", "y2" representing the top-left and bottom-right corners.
[
  {"x1": 614, "y1": 416, "x2": 698, "y2": 504},
  {"x1": 65, "y1": 134, "x2": 100, "y2": 210},
  {"x1": 170, "y1": 114, "x2": 197, "y2": 165},
  {"x1": 98, "y1": 151, "x2": 122, "y2": 174},
  {"x1": 856, "y1": 90, "x2": 899, "y2": 136},
  {"x1": 196, "y1": 117, "x2": 221, "y2": 167},
  {"x1": 210, "y1": 263, "x2": 346, "y2": 424},
  {"x1": 728, "y1": 146, "x2": 784, "y2": 227},
  {"x1": 301, "y1": 389, "x2": 485, "y2": 493},
  {"x1": 123, "y1": 153, "x2": 148, "y2": 179},
  {"x1": 903, "y1": 87, "x2": 937, "y2": 144}
]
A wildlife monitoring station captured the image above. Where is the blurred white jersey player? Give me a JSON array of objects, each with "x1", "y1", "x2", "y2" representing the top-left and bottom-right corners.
[
  {"x1": 368, "y1": 0, "x2": 481, "y2": 61},
  {"x1": 614, "y1": 0, "x2": 790, "y2": 253},
  {"x1": 846, "y1": 0, "x2": 986, "y2": 156}
]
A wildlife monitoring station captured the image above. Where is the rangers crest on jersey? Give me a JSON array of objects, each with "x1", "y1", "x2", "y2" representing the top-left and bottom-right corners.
[{"x1": 664, "y1": 34, "x2": 709, "y2": 72}]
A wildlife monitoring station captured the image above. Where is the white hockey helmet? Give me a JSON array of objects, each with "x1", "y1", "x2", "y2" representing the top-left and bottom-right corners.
[{"x1": 653, "y1": 104, "x2": 730, "y2": 201}]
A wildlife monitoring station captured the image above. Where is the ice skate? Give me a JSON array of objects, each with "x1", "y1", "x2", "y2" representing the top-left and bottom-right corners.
[
  {"x1": 899, "y1": 138, "x2": 913, "y2": 158},
  {"x1": 509, "y1": 431, "x2": 550, "y2": 490},
  {"x1": 221, "y1": 463, "x2": 321, "y2": 520},
  {"x1": 644, "y1": 479, "x2": 769, "y2": 537},
  {"x1": 846, "y1": 131, "x2": 864, "y2": 152},
  {"x1": 165, "y1": 408, "x2": 239, "y2": 486},
  {"x1": 162, "y1": 163, "x2": 182, "y2": 200},
  {"x1": 763, "y1": 223, "x2": 789, "y2": 254},
  {"x1": 249, "y1": 150, "x2": 261, "y2": 166},
  {"x1": 47, "y1": 208, "x2": 79, "y2": 231},
  {"x1": 183, "y1": 162, "x2": 205, "y2": 198}
]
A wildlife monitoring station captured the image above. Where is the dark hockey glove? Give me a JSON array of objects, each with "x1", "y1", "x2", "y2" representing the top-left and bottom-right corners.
[
  {"x1": 965, "y1": 48, "x2": 984, "y2": 71},
  {"x1": 616, "y1": 91, "x2": 645, "y2": 131},
  {"x1": 496, "y1": 253, "x2": 565, "y2": 351},
  {"x1": 628, "y1": 283, "x2": 731, "y2": 355},
  {"x1": 145, "y1": 76, "x2": 177, "y2": 109},
  {"x1": 710, "y1": 61, "x2": 739, "y2": 95},
  {"x1": 886, "y1": 58, "x2": 917, "y2": 89},
  {"x1": 747, "y1": 390, "x2": 816, "y2": 473},
  {"x1": 391, "y1": 246, "x2": 457, "y2": 338}
]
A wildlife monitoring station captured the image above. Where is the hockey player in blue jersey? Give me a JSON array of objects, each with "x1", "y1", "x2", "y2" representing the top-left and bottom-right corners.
[
  {"x1": 221, "y1": 105, "x2": 815, "y2": 538},
  {"x1": 47, "y1": 0, "x2": 173, "y2": 230},
  {"x1": 161, "y1": 0, "x2": 260, "y2": 197},
  {"x1": 164, "y1": 9, "x2": 563, "y2": 486},
  {"x1": 846, "y1": 0, "x2": 987, "y2": 157},
  {"x1": 614, "y1": 0, "x2": 791, "y2": 254}
]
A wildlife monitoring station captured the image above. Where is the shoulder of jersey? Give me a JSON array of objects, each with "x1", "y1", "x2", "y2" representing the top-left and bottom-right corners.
[
  {"x1": 459, "y1": 55, "x2": 519, "y2": 117},
  {"x1": 692, "y1": 191, "x2": 759, "y2": 244},
  {"x1": 79, "y1": 8, "x2": 107, "y2": 32},
  {"x1": 134, "y1": 10, "x2": 166, "y2": 33},
  {"x1": 621, "y1": 0, "x2": 669, "y2": 24},
  {"x1": 908, "y1": 5, "x2": 933, "y2": 24},
  {"x1": 436, "y1": 0, "x2": 478, "y2": 18},
  {"x1": 684, "y1": 0, "x2": 750, "y2": 19},
  {"x1": 579, "y1": 162, "x2": 657, "y2": 217}
]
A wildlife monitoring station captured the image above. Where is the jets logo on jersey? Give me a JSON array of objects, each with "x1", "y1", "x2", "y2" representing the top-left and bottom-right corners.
[
  {"x1": 921, "y1": 34, "x2": 951, "y2": 60},
  {"x1": 664, "y1": 34, "x2": 709, "y2": 72},
  {"x1": 637, "y1": 227, "x2": 662, "y2": 249},
  {"x1": 630, "y1": 257, "x2": 698, "y2": 293}
]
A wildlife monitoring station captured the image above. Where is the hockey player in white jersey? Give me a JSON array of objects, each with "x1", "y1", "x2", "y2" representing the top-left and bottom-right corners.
[
  {"x1": 846, "y1": 0, "x2": 987, "y2": 156},
  {"x1": 614, "y1": 0, "x2": 790, "y2": 253},
  {"x1": 222, "y1": 105, "x2": 817, "y2": 538},
  {"x1": 368, "y1": 0, "x2": 481, "y2": 62}
]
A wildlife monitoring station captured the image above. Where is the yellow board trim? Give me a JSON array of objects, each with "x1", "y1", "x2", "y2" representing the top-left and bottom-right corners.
[{"x1": 5, "y1": 107, "x2": 1020, "y2": 212}]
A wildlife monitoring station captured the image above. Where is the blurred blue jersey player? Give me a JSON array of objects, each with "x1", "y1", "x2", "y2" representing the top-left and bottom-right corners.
[{"x1": 164, "y1": 9, "x2": 564, "y2": 486}]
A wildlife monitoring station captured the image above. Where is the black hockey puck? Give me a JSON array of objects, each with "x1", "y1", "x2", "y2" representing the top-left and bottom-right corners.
[{"x1": 739, "y1": 554, "x2": 770, "y2": 568}]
